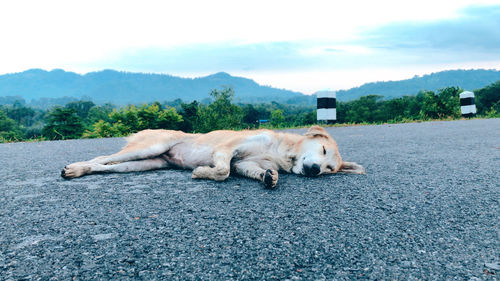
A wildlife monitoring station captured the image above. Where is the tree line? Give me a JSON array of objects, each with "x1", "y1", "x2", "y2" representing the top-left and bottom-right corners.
[{"x1": 1, "y1": 82, "x2": 499, "y2": 143}]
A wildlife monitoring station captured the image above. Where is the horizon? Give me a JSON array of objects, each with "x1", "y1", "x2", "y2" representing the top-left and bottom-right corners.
[
  {"x1": 1, "y1": 0, "x2": 499, "y2": 94},
  {"x1": 4, "y1": 67, "x2": 500, "y2": 95}
]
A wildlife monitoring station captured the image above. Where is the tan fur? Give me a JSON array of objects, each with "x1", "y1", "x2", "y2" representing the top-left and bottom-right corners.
[{"x1": 61, "y1": 126, "x2": 364, "y2": 188}]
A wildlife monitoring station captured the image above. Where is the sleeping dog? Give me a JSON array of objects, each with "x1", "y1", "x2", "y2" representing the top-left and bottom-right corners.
[{"x1": 61, "y1": 126, "x2": 364, "y2": 188}]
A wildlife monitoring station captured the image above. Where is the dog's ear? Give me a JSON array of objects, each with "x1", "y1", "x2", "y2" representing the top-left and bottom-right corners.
[
  {"x1": 305, "y1": 126, "x2": 329, "y2": 138},
  {"x1": 338, "y1": 161, "x2": 365, "y2": 174}
]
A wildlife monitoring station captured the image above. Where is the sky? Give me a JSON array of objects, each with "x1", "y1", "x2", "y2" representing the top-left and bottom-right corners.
[{"x1": 0, "y1": 0, "x2": 499, "y2": 94}]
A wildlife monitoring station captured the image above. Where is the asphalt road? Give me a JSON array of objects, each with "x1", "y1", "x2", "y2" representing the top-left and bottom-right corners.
[{"x1": 1, "y1": 119, "x2": 499, "y2": 280}]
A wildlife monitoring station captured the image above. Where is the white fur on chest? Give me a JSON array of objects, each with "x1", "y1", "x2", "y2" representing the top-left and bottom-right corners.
[{"x1": 234, "y1": 133, "x2": 292, "y2": 171}]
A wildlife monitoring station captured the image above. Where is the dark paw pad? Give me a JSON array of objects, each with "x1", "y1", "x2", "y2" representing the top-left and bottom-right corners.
[
  {"x1": 264, "y1": 169, "x2": 277, "y2": 189},
  {"x1": 61, "y1": 169, "x2": 68, "y2": 179}
]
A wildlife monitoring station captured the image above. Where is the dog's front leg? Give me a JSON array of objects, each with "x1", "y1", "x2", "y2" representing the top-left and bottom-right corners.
[
  {"x1": 192, "y1": 151, "x2": 231, "y2": 181},
  {"x1": 233, "y1": 161, "x2": 278, "y2": 189}
]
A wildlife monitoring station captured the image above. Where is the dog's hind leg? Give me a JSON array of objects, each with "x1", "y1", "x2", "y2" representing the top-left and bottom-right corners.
[
  {"x1": 86, "y1": 144, "x2": 170, "y2": 165},
  {"x1": 87, "y1": 130, "x2": 185, "y2": 165},
  {"x1": 61, "y1": 157, "x2": 169, "y2": 178},
  {"x1": 62, "y1": 130, "x2": 186, "y2": 178},
  {"x1": 233, "y1": 161, "x2": 279, "y2": 188}
]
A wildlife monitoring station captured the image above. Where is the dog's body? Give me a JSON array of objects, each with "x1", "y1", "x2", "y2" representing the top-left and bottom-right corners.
[{"x1": 61, "y1": 126, "x2": 364, "y2": 188}]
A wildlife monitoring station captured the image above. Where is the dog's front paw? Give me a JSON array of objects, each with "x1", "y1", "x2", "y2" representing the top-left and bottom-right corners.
[
  {"x1": 61, "y1": 162, "x2": 92, "y2": 179},
  {"x1": 263, "y1": 169, "x2": 279, "y2": 189},
  {"x1": 192, "y1": 166, "x2": 208, "y2": 179},
  {"x1": 192, "y1": 166, "x2": 230, "y2": 181}
]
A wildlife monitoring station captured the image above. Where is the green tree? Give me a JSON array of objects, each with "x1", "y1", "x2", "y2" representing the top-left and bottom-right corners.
[
  {"x1": 418, "y1": 87, "x2": 461, "y2": 119},
  {"x1": 407, "y1": 93, "x2": 424, "y2": 119},
  {"x1": 109, "y1": 106, "x2": 140, "y2": 133},
  {"x1": 345, "y1": 95, "x2": 386, "y2": 123},
  {"x1": 156, "y1": 106, "x2": 183, "y2": 129},
  {"x1": 475, "y1": 81, "x2": 500, "y2": 115},
  {"x1": 0, "y1": 110, "x2": 22, "y2": 142},
  {"x1": 242, "y1": 104, "x2": 260, "y2": 128},
  {"x1": 270, "y1": 109, "x2": 285, "y2": 127},
  {"x1": 66, "y1": 100, "x2": 96, "y2": 120},
  {"x1": 86, "y1": 103, "x2": 114, "y2": 125},
  {"x1": 294, "y1": 110, "x2": 316, "y2": 126},
  {"x1": 197, "y1": 88, "x2": 243, "y2": 132},
  {"x1": 336, "y1": 101, "x2": 349, "y2": 123},
  {"x1": 436, "y1": 86, "x2": 461, "y2": 118},
  {"x1": 2, "y1": 103, "x2": 46, "y2": 139},
  {"x1": 42, "y1": 107, "x2": 84, "y2": 140},
  {"x1": 82, "y1": 120, "x2": 129, "y2": 138},
  {"x1": 384, "y1": 97, "x2": 410, "y2": 121},
  {"x1": 131, "y1": 103, "x2": 182, "y2": 131},
  {"x1": 179, "y1": 101, "x2": 200, "y2": 132},
  {"x1": 419, "y1": 90, "x2": 440, "y2": 119},
  {"x1": 4, "y1": 102, "x2": 36, "y2": 126}
]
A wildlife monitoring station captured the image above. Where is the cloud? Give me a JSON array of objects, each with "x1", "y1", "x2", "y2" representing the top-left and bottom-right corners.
[
  {"x1": 64, "y1": 3, "x2": 500, "y2": 94},
  {"x1": 360, "y1": 5, "x2": 500, "y2": 53},
  {"x1": 94, "y1": 5, "x2": 500, "y2": 75}
]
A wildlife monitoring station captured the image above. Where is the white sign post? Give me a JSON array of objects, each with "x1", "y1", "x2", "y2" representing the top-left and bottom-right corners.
[
  {"x1": 316, "y1": 91, "x2": 336, "y2": 124},
  {"x1": 460, "y1": 91, "x2": 477, "y2": 118}
]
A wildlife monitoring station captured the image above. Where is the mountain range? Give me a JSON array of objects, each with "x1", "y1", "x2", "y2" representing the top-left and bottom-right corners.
[
  {"x1": 0, "y1": 68, "x2": 499, "y2": 107},
  {"x1": 0, "y1": 69, "x2": 307, "y2": 106},
  {"x1": 337, "y1": 69, "x2": 500, "y2": 100}
]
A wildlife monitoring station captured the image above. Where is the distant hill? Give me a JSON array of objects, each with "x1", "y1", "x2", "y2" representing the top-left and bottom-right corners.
[
  {"x1": 1, "y1": 68, "x2": 499, "y2": 107},
  {"x1": 0, "y1": 69, "x2": 307, "y2": 106},
  {"x1": 336, "y1": 69, "x2": 500, "y2": 101}
]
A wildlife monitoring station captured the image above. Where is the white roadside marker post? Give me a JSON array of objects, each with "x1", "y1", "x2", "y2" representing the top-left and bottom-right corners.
[
  {"x1": 460, "y1": 91, "x2": 477, "y2": 118},
  {"x1": 317, "y1": 91, "x2": 336, "y2": 124}
]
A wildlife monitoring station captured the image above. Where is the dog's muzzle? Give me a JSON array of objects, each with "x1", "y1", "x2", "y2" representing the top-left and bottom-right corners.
[{"x1": 303, "y1": 163, "x2": 321, "y2": 176}]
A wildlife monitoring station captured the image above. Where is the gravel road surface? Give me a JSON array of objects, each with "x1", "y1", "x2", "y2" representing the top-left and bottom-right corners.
[{"x1": 1, "y1": 119, "x2": 499, "y2": 280}]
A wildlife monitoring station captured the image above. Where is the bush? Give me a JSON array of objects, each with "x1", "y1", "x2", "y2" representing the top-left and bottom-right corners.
[
  {"x1": 475, "y1": 81, "x2": 500, "y2": 115},
  {"x1": 270, "y1": 109, "x2": 285, "y2": 127},
  {"x1": 83, "y1": 103, "x2": 183, "y2": 138},
  {"x1": 0, "y1": 110, "x2": 22, "y2": 142},
  {"x1": 42, "y1": 107, "x2": 84, "y2": 140}
]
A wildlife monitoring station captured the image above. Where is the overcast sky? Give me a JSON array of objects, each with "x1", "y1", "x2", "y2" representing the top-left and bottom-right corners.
[{"x1": 0, "y1": 0, "x2": 499, "y2": 93}]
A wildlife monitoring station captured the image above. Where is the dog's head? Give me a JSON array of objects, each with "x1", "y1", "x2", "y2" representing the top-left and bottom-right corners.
[{"x1": 291, "y1": 126, "x2": 365, "y2": 176}]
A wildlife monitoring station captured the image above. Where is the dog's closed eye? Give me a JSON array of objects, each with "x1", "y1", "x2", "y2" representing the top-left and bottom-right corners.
[{"x1": 323, "y1": 146, "x2": 326, "y2": 155}]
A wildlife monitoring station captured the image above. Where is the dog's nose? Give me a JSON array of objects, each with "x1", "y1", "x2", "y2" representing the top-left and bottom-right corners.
[{"x1": 304, "y1": 163, "x2": 321, "y2": 176}]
